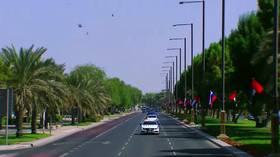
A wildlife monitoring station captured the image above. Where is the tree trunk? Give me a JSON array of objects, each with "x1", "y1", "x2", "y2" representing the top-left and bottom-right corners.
[
  {"x1": 39, "y1": 112, "x2": 43, "y2": 129},
  {"x1": 0, "y1": 114, "x2": 2, "y2": 130},
  {"x1": 232, "y1": 110, "x2": 242, "y2": 124},
  {"x1": 216, "y1": 109, "x2": 220, "y2": 119},
  {"x1": 211, "y1": 109, "x2": 215, "y2": 118},
  {"x1": 201, "y1": 108, "x2": 206, "y2": 127},
  {"x1": 71, "y1": 108, "x2": 75, "y2": 125},
  {"x1": 44, "y1": 108, "x2": 49, "y2": 129},
  {"x1": 16, "y1": 107, "x2": 24, "y2": 137},
  {"x1": 226, "y1": 110, "x2": 230, "y2": 122},
  {"x1": 31, "y1": 105, "x2": 37, "y2": 134}
]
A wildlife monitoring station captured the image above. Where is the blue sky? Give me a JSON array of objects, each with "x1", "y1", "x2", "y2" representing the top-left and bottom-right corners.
[{"x1": 0, "y1": 0, "x2": 257, "y2": 93}]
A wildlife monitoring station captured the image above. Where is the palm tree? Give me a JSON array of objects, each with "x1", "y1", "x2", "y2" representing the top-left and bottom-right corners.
[
  {"x1": 66, "y1": 65, "x2": 110, "y2": 124},
  {"x1": 0, "y1": 45, "x2": 66, "y2": 136}
]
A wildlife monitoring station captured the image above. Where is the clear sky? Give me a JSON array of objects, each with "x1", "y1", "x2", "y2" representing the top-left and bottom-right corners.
[{"x1": 0, "y1": 0, "x2": 257, "y2": 93}]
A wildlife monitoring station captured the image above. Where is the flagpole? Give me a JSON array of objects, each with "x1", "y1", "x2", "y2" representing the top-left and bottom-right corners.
[
  {"x1": 271, "y1": 0, "x2": 279, "y2": 154},
  {"x1": 218, "y1": 0, "x2": 228, "y2": 140}
]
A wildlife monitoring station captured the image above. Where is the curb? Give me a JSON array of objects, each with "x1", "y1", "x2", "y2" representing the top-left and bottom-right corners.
[
  {"x1": 0, "y1": 112, "x2": 136, "y2": 151},
  {"x1": 167, "y1": 114, "x2": 253, "y2": 157}
]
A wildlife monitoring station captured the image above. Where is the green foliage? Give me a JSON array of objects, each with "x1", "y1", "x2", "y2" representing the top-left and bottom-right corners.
[
  {"x1": 257, "y1": 0, "x2": 274, "y2": 30},
  {"x1": 55, "y1": 114, "x2": 63, "y2": 122},
  {"x1": 66, "y1": 64, "x2": 110, "y2": 117},
  {"x1": 228, "y1": 12, "x2": 265, "y2": 91},
  {"x1": 0, "y1": 45, "x2": 142, "y2": 135},
  {"x1": 170, "y1": 3, "x2": 277, "y2": 128},
  {"x1": 141, "y1": 92, "x2": 165, "y2": 107},
  {"x1": 0, "y1": 45, "x2": 67, "y2": 136},
  {"x1": 105, "y1": 78, "x2": 141, "y2": 111}
]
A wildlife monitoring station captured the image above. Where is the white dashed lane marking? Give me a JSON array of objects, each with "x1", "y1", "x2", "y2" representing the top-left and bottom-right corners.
[
  {"x1": 160, "y1": 121, "x2": 176, "y2": 156},
  {"x1": 59, "y1": 153, "x2": 69, "y2": 157}
]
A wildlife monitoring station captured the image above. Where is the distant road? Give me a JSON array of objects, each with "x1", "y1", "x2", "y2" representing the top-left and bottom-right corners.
[{"x1": 0, "y1": 113, "x2": 234, "y2": 157}]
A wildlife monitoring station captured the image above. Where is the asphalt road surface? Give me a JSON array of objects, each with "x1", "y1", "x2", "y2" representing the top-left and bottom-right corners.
[{"x1": 0, "y1": 113, "x2": 235, "y2": 157}]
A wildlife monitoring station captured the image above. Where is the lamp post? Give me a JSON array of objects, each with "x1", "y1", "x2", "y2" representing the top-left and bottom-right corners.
[
  {"x1": 162, "y1": 65, "x2": 174, "y2": 94},
  {"x1": 170, "y1": 38, "x2": 188, "y2": 103},
  {"x1": 172, "y1": 24, "x2": 194, "y2": 101},
  {"x1": 167, "y1": 48, "x2": 182, "y2": 77},
  {"x1": 272, "y1": 0, "x2": 279, "y2": 154},
  {"x1": 179, "y1": 0, "x2": 207, "y2": 127},
  {"x1": 173, "y1": 23, "x2": 195, "y2": 124},
  {"x1": 165, "y1": 56, "x2": 178, "y2": 83},
  {"x1": 162, "y1": 69, "x2": 172, "y2": 112},
  {"x1": 217, "y1": 0, "x2": 228, "y2": 139},
  {"x1": 163, "y1": 63, "x2": 175, "y2": 93},
  {"x1": 161, "y1": 73, "x2": 169, "y2": 111},
  {"x1": 163, "y1": 64, "x2": 175, "y2": 112},
  {"x1": 179, "y1": 0, "x2": 205, "y2": 75}
]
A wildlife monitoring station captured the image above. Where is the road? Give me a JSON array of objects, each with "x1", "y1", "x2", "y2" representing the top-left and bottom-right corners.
[{"x1": 0, "y1": 113, "x2": 234, "y2": 157}]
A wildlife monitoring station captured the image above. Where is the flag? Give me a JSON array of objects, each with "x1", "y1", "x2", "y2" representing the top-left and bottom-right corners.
[
  {"x1": 229, "y1": 91, "x2": 237, "y2": 102},
  {"x1": 209, "y1": 91, "x2": 217, "y2": 108},
  {"x1": 183, "y1": 98, "x2": 187, "y2": 108},
  {"x1": 191, "y1": 99, "x2": 197, "y2": 108},
  {"x1": 251, "y1": 79, "x2": 263, "y2": 94},
  {"x1": 194, "y1": 96, "x2": 201, "y2": 103},
  {"x1": 177, "y1": 99, "x2": 184, "y2": 107},
  {"x1": 178, "y1": 99, "x2": 183, "y2": 105},
  {"x1": 184, "y1": 98, "x2": 191, "y2": 107},
  {"x1": 191, "y1": 96, "x2": 200, "y2": 108}
]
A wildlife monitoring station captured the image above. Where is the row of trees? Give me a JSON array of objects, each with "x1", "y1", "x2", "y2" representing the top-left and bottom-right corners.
[
  {"x1": 172, "y1": 0, "x2": 278, "y2": 127},
  {"x1": 0, "y1": 45, "x2": 142, "y2": 137}
]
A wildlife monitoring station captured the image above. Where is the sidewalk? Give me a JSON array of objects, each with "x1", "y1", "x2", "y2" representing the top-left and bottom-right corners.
[
  {"x1": 167, "y1": 114, "x2": 253, "y2": 157},
  {"x1": 0, "y1": 112, "x2": 135, "y2": 151}
]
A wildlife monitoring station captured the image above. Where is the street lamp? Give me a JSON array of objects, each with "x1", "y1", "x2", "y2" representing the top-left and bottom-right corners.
[
  {"x1": 169, "y1": 38, "x2": 187, "y2": 72},
  {"x1": 162, "y1": 64, "x2": 175, "y2": 113},
  {"x1": 172, "y1": 24, "x2": 194, "y2": 100},
  {"x1": 167, "y1": 48, "x2": 182, "y2": 77},
  {"x1": 217, "y1": 0, "x2": 228, "y2": 140},
  {"x1": 165, "y1": 56, "x2": 178, "y2": 83},
  {"x1": 161, "y1": 72, "x2": 171, "y2": 112},
  {"x1": 179, "y1": 0, "x2": 206, "y2": 75},
  {"x1": 173, "y1": 23, "x2": 195, "y2": 124},
  {"x1": 165, "y1": 56, "x2": 179, "y2": 114},
  {"x1": 162, "y1": 69, "x2": 171, "y2": 92},
  {"x1": 169, "y1": 38, "x2": 188, "y2": 104},
  {"x1": 179, "y1": 0, "x2": 207, "y2": 128},
  {"x1": 162, "y1": 64, "x2": 174, "y2": 93},
  {"x1": 272, "y1": 0, "x2": 279, "y2": 154}
]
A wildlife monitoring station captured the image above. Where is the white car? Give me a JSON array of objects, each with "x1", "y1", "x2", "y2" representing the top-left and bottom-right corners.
[
  {"x1": 145, "y1": 115, "x2": 158, "y2": 121},
  {"x1": 140, "y1": 120, "x2": 160, "y2": 134}
]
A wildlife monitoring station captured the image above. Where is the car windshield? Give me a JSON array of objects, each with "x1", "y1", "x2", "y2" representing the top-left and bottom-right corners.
[
  {"x1": 143, "y1": 121, "x2": 157, "y2": 125},
  {"x1": 148, "y1": 115, "x2": 156, "y2": 118}
]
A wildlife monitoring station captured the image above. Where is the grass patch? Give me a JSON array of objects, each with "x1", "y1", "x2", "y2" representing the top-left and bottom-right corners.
[
  {"x1": 77, "y1": 122, "x2": 93, "y2": 126},
  {"x1": 0, "y1": 133, "x2": 49, "y2": 145},
  {"x1": 200, "y1": 116, "x2": 279, "y2": 157},
  {"x1": 62, "y1": 121, "x2": 94, "y2": 126}
]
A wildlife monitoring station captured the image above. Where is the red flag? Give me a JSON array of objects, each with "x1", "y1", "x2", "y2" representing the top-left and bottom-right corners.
[
  {"x1": 194, "y1": 96, "x2": 201, "y2": 102},
  {"x1": 178, "y1": 99, "x2": 183, "y2": 105},
  {"x1": 251, "y1": 79, "x2": 263, "y2": 94},
  {"x1": 229, "y1": 91, "x2": 237, "y2": 101}
]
